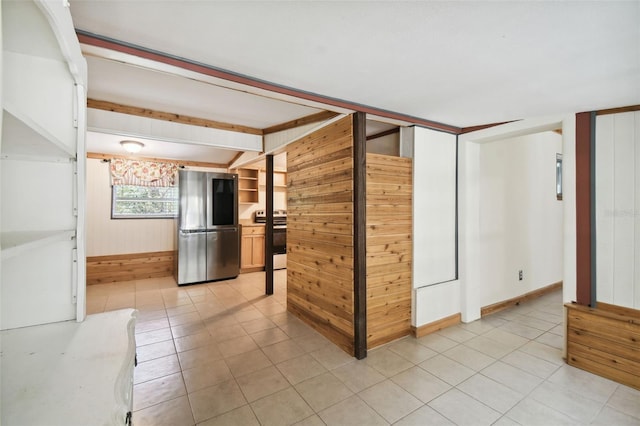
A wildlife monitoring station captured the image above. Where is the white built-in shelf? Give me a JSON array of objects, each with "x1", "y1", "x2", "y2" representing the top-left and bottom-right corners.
[
  {"x1": 0, "y1": 308, "x2": 137, "y2": 425},
  {"x1": 1, "y1": 110, "x2": 75, "y2": 160},
  {"x1": 1, "y1": 230, "x2": 75, "y2": 261}
]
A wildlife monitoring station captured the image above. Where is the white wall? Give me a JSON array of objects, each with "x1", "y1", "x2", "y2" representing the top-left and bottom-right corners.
[
  {"x1": 477, "y1": 131, "x2": 563, "y2": 308},
  {"x1": 413, "y1": 127, "x2": 457, "y2": 287},
  {"x1": 367, "y1": 132, "x2": 399, "y2": 156},
  {"x1": 412, "y1": 127, "x2": 458, "y2": 326},
  {"x1": 596, "y1": 111, "x2": 640, "y2": 309},
  {"x1": 87, "y1": 158, "x2": 278, "y2": 255},
  {"x1": 458, "y1": 115, "x2": 575, "y2": 326},
  {"x1": 86, "y1": 158, "x2": 177, "y2": 256}
]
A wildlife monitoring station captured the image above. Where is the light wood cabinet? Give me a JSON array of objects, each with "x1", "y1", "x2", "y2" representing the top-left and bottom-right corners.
[{"x1": 241, "y1": 225, "x2": 265, "y2": 272}]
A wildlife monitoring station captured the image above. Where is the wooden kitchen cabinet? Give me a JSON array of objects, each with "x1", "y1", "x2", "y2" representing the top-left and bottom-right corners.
[{"x1": 241, "y1": 225, "x2": 265, "y2": 272}]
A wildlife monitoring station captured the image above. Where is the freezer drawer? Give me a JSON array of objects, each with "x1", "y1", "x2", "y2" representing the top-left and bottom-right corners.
[
  {"x1": 177, "y1": 231, "x2": 207, "y2": 285},
  {"x1": 207, "y1": 227, "x2": 239, "y2": 281}
]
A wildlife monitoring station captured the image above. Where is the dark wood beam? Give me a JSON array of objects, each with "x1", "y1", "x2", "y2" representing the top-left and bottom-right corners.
[
  {"x1": 78, "y1": 31, "x2": 462, "y2": 135},
  {"x1": 265, "y1": 154, "x2": 274, "y2": 295},
  {"x1": 460, "y1": 120, "x2": 516, "y2": 134},
  {"x1": 596, "y1": 104, "x2": 640, "y2": 116},
  {"x1": 366, "y1": 127, "x2": 399, "y2": 141},
  {"x1": 86, "y1": 152, "x2": 227, "y2": 169},
  {"x1": 226, "y1": 151, "x2": 245, "y2": 168},
  {"x1": 262, "y1": 111, "x2": 339, "y2": 135},
  {"x1": 87, "y1": 98, "x2": 263, "y2": 136},
  {"x1": 353, "y1": 112, "x2": 367, "y2": 359},
  {"x1": 575, "y1": 111, "x2": 596, "y2": 306}
]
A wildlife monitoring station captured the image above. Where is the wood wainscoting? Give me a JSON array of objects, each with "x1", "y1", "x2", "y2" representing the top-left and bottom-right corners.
[
  {"x1": 566, "y1": 302, "x2": 640, "y2": 390},
  {"x1": 481, "y1": 281, "x2": 563, "y2": 317},
  {"x1": 412, "y1": 313, "x2": 462, "y2": 338},
  {"x1": 86, "y1": 251, "x2": 175, "y2": 285}
]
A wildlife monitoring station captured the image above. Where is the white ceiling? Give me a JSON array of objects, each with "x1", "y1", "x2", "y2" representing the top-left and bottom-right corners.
[{"x1": 71, "y1": 1, "x2": 639, "y2": 156}]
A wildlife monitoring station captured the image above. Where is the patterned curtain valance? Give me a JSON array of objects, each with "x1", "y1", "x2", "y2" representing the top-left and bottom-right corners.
[{"x1": 110, "y1": 158, "x2": 178, "y2": 187}]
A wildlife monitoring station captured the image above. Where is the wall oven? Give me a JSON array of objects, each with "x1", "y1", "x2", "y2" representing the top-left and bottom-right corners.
[
  {"x1": 273, "y1": 225, "x2": 286, "y2": 269},
  {"x1": 255, "y1": 210, "x2": 287, "y2": 270}
]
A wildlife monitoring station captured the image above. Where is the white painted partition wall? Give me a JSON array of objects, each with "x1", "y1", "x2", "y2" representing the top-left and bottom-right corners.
[
  {"x1": 412, "y1": 127, "x2": 459, "y2": 327},
  {"x1": 413, "y1": 127, "x2": 457, "y2": 286},
  {"x1": 596, "y1": 111, "x2": 640, "y2": 309}
]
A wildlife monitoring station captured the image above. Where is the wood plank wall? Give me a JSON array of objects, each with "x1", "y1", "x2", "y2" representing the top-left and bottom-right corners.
[
  {"x1": 86, "y1": 251, "x2": 175, "y2": 285},
  {"x1": 366, "y1": 153, "x2": 413, "y2": 348},
  {"x1": 286, "y1": 116, "x2": 356, "y2": 355},
  {"x1": 566, "y1": 302, "x2": 640, "y2": 390}
]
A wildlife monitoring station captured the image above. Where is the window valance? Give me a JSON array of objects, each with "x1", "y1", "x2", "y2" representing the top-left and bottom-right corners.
[{"x1": 110, "y1": 158, "x2": 178, "y2": 187}]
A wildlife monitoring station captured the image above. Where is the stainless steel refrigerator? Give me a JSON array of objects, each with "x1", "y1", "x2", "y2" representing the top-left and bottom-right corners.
[{"x1": 176, "y1": 170, "x2": 240, "y2": 285}]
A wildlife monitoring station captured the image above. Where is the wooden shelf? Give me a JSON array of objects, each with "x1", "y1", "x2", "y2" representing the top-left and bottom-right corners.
[
  {"x1": 258, "y1": 171, "x2": 287, "y2": 189},
  {"x1": 236, "y1": 168, "x2": 259, "y2": 204}
]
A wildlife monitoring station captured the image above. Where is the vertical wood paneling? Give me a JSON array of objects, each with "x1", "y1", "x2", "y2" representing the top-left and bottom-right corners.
[
  {"x1": 596, "y1": 111, "x2": 640, "y2": 310},
  {"x1": 636, "y1": 115, "x2": 640, "y2": 309},
  {"x1": 287, "y1": 116, "x2": 356, "y2": 355},
  {"x1": 596, "y1": 115, "x2": 615, "y2": 303},
  {"x1": 366, "y1": 153, "x2": 413, "y2": 348},
  {"x1": 613, "y1": 113, "x2": 635, "y2": 305},
  {"x1": 86, "y1": 159, "x2": 177, "y2": 256}
]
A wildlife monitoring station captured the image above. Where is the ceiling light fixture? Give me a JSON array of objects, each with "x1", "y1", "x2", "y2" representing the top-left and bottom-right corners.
[{"x1": 120, "y1": 140, "x2": 144, "y2": 153}]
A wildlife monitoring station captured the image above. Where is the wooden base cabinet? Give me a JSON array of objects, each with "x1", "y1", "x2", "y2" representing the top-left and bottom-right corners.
[{"x1": 241, "y1": 225, "x2": 265, "y2": 272}]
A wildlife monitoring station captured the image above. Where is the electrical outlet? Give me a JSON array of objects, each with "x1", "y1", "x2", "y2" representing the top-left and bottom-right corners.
[{"x1": 518, "y1": 270, "x2": 523, "y2": 281}]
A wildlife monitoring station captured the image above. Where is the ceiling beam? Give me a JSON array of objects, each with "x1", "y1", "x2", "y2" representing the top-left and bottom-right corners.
[
  {"x1": 226, "y1": 151, "x2": 246, "y2": 168},
  {"x1": 262, "y1": 111, "x2": 339, "y2": 135},
  {"x1": 87, "y1": 152, "x2": 228, "y2": 169},
  {"x1": 366, "y1": 127, "x2": 399, "y2": 141},
  {"x1": 596, "y1": 104, "x2": 640, "y2": 116},
  {"x1": 87, "y1": 99, "x2": 263, "y2": 136},
  {"x1": 77, "y1": 31, "x2": 462, "y2": 135},
  {"x1": 460, "y1": 120, "x2": 516, "y2": 134}
]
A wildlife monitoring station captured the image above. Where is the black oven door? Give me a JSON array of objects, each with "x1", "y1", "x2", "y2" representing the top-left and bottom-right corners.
[{"x1": 273, "y1": 226, "x2": 286, "y2": 254}]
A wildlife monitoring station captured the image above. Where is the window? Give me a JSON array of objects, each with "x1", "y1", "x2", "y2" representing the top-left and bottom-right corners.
[{"x1": 112, "y1": 185, "x2": 178, "y2": 219}]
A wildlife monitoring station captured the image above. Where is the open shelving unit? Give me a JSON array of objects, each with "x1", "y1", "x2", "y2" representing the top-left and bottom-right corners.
[
  {"x1": 259, "y1": 170, "x2": 288, "y2": 189},
  {"x1": 1, "y1": 0, "x2": 87, "y2": 329},
  {"x1": 1, "y1": 1, "x2": 137, "y2": 424},
  {"x1": 237, "y1": 168, "x2": 259, "y2": 203}
]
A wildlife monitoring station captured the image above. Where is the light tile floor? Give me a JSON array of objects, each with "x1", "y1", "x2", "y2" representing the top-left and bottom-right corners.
[{"x1": 87, "y1": 272, "x2": 640, "y2": 425}]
